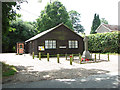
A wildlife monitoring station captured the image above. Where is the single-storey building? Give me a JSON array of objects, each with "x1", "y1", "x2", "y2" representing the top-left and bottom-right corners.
[
  {"x1": 25, "y1": 23, "x2": 84, "y2": 55},
  {"x1": 96, "y1": 24, "x2": 120, "y2": 33}
]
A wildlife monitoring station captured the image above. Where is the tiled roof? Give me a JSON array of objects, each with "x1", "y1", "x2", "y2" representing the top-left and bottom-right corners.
[{"x1": 103, "y1": 24, "x2": 120, "y2": 31}]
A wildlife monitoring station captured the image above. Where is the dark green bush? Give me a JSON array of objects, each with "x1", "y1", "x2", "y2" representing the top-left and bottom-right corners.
[{"x1": 87, "y1": 32, "x2": 120, "y2": 53}]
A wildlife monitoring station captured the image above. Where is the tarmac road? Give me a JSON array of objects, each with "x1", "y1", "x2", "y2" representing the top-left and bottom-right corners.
[{"x1": 2, "y1": 74, "x2": 119, "y2": 88}]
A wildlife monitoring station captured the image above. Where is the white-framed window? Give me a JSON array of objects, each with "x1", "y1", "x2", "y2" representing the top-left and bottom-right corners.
[
  {"x1": 69, "y1": 40, "x2": 78, "y2": 48},
  {"x1": 45, "y1": 40, "x2": 56, "y2": 49}
]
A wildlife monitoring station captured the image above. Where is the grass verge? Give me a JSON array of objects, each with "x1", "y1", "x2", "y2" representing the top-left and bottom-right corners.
[{"x1": 2, "y1": 62, "x2": 17, "y2": 77}]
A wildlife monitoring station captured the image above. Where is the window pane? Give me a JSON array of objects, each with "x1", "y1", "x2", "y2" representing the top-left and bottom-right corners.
[
  {"x1": 72, "y1": 45, "x2": 74, "y2": 48},
  {"x1": 69, "y1": 45, "x2": 71, "y2": 48},
  {"x1": 53, "y1": 40, "x2": 56, "y2": 43},
  {"x1": 45, "y1": 40, "x2": 48, "y2": 49},
  {"x1": 75, "y1": 45, "x2": 77, "y2": 48},
  {"x1": 71, "y1": 41, "x2": 74, "y2": 45},
  {"x1": 49, "y1": 45, "x2": 52, "y2": 48},
  {"x1": 69, "y1": 41, "x2": 71, "y2": 45},
  {"x1": 75, "y1": 41, "x2": 77, "y2": 45},
  {"x1": 45, "y1": 40, "x2": 48, "y2": 44},
  {"x1": 49, "y1": 40, "x2": 52, "y2": 44},
  {"x1": 53, "y1": 45, "x2": 56, "y2": 48},
  {"x1": 45, "y1": 45, "x2": 48, "y2": 49},
  {"x1": 53, "y1": 41, "x2": 56, "y2": 45}
]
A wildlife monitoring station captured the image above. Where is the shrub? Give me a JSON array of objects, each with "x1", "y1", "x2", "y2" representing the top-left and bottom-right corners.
[{"x1": 87, "y1": 32, "x2": 120, "y2": 53}]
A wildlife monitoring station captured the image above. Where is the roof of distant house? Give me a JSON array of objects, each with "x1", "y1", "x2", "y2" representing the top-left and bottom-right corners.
[
  {"x1": 103, "y1": 24, "x2": 119, "y2": 31},
  {"x1": 96, "y1": 24, "x2": 120, "y2": 32}
]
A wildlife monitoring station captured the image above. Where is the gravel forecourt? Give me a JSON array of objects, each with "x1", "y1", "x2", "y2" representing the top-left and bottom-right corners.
[{"x1": 0, "y1": 53, "x2": 119, "y2": 85}]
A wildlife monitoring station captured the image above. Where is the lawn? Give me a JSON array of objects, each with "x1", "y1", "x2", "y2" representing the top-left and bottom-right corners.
[{"x1": 2, "y1": 62, "x2": 17, "y2": 77}]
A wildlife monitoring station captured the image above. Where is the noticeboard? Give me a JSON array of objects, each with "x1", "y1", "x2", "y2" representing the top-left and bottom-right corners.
[{"x1": 38, "y1": 46, "x2": 45, "y2": 51}]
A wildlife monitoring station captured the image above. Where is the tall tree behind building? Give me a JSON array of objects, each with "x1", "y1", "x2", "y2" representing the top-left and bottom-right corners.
[
  {"x1": 69, "y1": 10, "x2": 85, "y2": 33},
  {"x1": 101, "y1": 18, "x2": 108, "y2": 24},
  {"x1": 90, "y1": 13, "x2": 101, "y2": 34},
  {"x1": 36, "y1": 1, "x2": 73, "y2": 33}
]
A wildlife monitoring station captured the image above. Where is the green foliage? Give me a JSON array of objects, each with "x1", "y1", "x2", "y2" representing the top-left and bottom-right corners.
[
  {"x1": 5, "y1": 19, "x2": 37, "y2": 52},
  {"x1": 69, "y1": 10, "x2": 85, "y2": 33},
  {"x1": 2, "y1": 1, "x2": 27, "y2": 52},
  {"x1": 88, "y1": 32, "x2": 120, "y2": 53},
  {"x1": 90, "y1": 13, "x2": 101, "y2": 34},
  {"x1": 2, "y1": 62, "x2": 17, "y2": 77},
  {"x1": 100, "y1": 18, "x2": 108, "y2": 24},
  {"x1": 36, "y1": 1, "x2": 73, "y2": 32}
]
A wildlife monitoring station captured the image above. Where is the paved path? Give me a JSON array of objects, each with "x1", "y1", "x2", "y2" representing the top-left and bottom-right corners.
[{"x1": 2, "y1": 74, "x2": 119, "y2": 88}]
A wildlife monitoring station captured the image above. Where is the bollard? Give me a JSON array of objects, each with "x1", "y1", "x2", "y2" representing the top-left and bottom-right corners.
[
  {"x1": 108, "y1": 53, "x2": 109, "y2": 61},
  {"x1": 91, "y1": 53, "x2": 92, "y2": 58},
  {"x1": 47, "y1": 53, "x2": 49, "y2": 61},
  {"x1": 70, "y1": 55, "x2": 72, "y2": 65},
  {"x1": 32, "y1": 52, "x2": 34, "y2": 59},
  {"x1": 57, "y1": 54, "x2": 59, "y2": 63},
  {"x1": 72, "y1": 54, "x2": 74, "y2": 60},
  {"x1": 65, "y1": 54, "x2": 67, "y2": 60},
  {"x1": 79, "y1": 53, "x2": 82, "y2": 64},
  {"x1": 99, "y1": 53, "x2": 100, "y2": 60},
  {"x1": 39, "y1": 52, "x2": 41, "y2": 60},
  {"x1": 95, "y1": 53, "x2": 96, "y2": 62}
]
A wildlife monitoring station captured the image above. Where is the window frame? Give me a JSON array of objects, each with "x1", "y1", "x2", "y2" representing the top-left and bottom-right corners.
[
  {"x1": 45, "y1": 40, "x2": 56, "y2": 49},
  {"x1": 68, "y1": 40, "x2": 78, "y2": 49}
]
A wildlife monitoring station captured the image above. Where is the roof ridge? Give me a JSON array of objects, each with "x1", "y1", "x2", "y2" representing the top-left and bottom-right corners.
[{"x1": 25, "y1": 23, "x2": 64, "y2": 42}]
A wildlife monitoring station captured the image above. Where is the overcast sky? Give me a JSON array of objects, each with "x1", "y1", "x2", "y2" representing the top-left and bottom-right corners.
[{"x1": 16, "y1": 0, "x2": 119, "y2": 35}]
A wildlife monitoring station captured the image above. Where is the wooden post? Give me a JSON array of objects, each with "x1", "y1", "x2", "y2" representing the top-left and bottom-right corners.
[
  {"x1": 70, "y1": 55, "x2": 72, "y2": 65},
  {"x1": 91, "y1": 53, "x2": 92, "y2": 58},
  {"x1": 108, "y1": 53, "x2": 109, "y2": 61},
  {"x1": 32, "y1": 52, "x2": 34, "y2": 59},
  {"x1": 47, "y1": 53, "x2": 49, "y2": 61},
  {"x1": 95, "y1": 53, "x2": 96, "y2": 62},
  {"x1": 72, "y1": 54, "x2": 73, "y2": 60},
  {"x1": 57, "y1": 54, "x2": 59, "y2": 63},
  {"x1": 39, "y1": 52, "x2": 41, "y2": 60},
  {"x1": 99, "y1": 53, "x2": 100, "y2": 60},
  {"x1": 79, "y1": 53, "x2": 82, "y2": 64},
  {"x1": 65, "y1": 53, "x2": 67, "y2": 60}
]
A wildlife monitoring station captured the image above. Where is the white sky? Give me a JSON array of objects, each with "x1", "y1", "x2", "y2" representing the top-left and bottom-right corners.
[{"x1": 16, "y1": 0, "x2": 119, "y2": 35}]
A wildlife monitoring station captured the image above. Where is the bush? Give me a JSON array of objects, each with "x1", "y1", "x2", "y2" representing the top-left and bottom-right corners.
[{"x1": 87, "y1": 32, "x2": 120, "y2": 53}]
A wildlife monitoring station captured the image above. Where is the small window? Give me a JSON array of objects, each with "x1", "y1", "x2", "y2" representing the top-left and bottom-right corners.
[
  {"x1": 69, "y1": 40, "x2": 78, "y2": 48},
  {"x1": 45, "y1": 40, "x2": 56, "y2": 49}
]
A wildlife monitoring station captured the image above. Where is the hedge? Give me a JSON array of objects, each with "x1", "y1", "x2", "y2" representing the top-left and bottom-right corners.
[{"x1": 87, "y1": 32, "x2": 120, "y2": 53}]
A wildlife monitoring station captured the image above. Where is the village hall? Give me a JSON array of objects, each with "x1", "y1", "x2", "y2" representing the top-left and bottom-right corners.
[{"x1": 25, "y1": 23, "x2": 84, "y2": 55}]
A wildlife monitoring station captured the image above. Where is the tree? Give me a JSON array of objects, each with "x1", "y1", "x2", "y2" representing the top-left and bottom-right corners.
[
  {"x1": 7, "y1": 18, "x2": 37, "y2": 52},
  {"x1": 36, "y1": 1, "x2": 73, "y2": 32},
  {"x1": 69, "y1": 10, "x2": 85, "y2": 33},
  {"x1": 101, "y1": 18, "x2": 108, "y2": 24},
  {"x1": 90, "y1": 13, "x2": 101, "y2": 34},
  {"x1": 2, "y1": 1, "x2": 27, "y2": 52}
]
